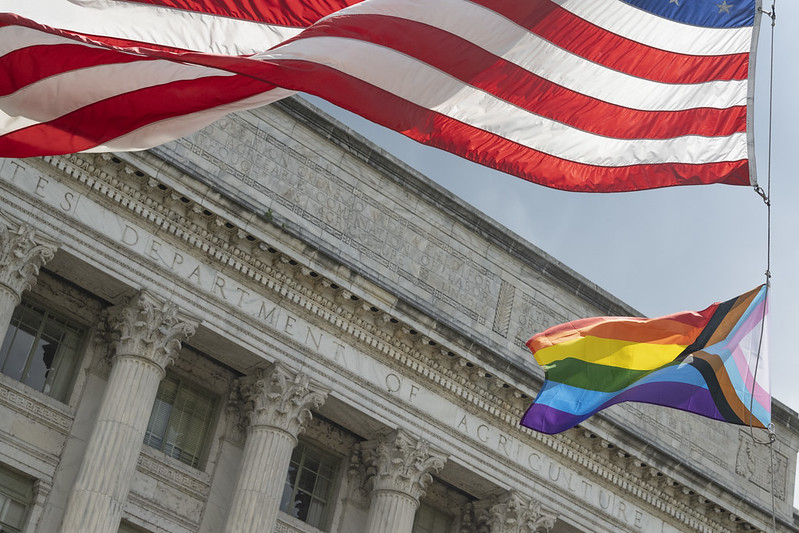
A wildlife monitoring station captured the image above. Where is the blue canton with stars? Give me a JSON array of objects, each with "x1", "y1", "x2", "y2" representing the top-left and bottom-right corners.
[{"x1": 620, "y1": 0, "x2": 757, "y2": 28}]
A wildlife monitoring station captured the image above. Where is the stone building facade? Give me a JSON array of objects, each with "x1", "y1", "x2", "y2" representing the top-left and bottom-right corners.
[{"x1": 0, "y1": 98, "x2": 797, "y2": 533}]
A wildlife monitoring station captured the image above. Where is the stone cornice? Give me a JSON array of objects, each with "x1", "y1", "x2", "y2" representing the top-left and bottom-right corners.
[{"x1": 34, "y1": 152, "x2": 785, "y2": 532}]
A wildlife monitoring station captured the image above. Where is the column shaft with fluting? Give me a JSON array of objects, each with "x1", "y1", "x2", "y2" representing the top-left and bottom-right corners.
[
  {"x1": 223, "y1": 426, "x2": 295, "y2": 532},
  {"x1": 360, "y1": 429, "x2": 446, "y2": 533},
  {"x1": 223, "y1": 364, "x2": 327, "y2": 533},
  {"x1": 364, "y1": 490, "x2": 420, "y2": 533},
  {"x1": 59, "y1": 293, "x2": 196, "y2": 533},
  {"x1": 59, "y1": 355, "x2": 163, "y2": 532}
]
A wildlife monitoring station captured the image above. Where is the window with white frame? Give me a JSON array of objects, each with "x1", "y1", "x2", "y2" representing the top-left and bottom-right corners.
[
  {"x1": 0, "y1": 465, "x2": 33, "y2": 533},
  {"x1": 0, "y1": 300, "x2": 85, "y2": 402},
  {"x1": 280, "y1": 440, "x2": 340, "y2": 530},
  {"x1": 143, "y1": 373, "x2": 217, "y2": 468},
  {"x1": 412, "y1": 502, "x2": 453, "y2": 533}
]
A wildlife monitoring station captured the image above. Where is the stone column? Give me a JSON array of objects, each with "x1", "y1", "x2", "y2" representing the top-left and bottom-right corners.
[
  {"x1": 223, "y1": 363, "x2": 327, "y2": 533},
  {"x1": 361, "y1": 429, "x2": 447, "y2": 533},
  {"x1": 0, "y1": 216, "x2": 58, "y2": 340},
  {"x1": 474, "y1": 491, "x2": 557, "y2": 533},
  {"x1": 60, "y1": 292, "x2": 197, "y2": 533}
]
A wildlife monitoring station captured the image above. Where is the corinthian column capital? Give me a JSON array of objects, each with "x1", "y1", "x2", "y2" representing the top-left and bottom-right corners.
[
  {"x1": 474, "y1": 491, "x2": 557, "y2": 533},
  {"x1": 240, "y1": 363, "x2": 327, "y2": 437},
  {"x1": 0, "y1": 215, "x2": 58, "y2": 299},
  {"x1": 103, "y1": 291, "x2": 198, "y2": 371},
  {"x1": 361, "y1": 428, "x2": 446, "y2": 501}
]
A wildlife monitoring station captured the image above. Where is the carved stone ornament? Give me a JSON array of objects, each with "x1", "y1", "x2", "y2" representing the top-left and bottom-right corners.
[
  {"x1": 474, "y1": 491, "x2": 557, "y2": 533},
  {"x1": 224, "y1": 379, "x2": 248, "y2": 444},
  {"x1": 103, "y1": 291, "x2": 198, "y2": 371},
  {"x1": 239, "y1": 363, "x2": 328, "y2": 437},
  {"x1": 0, "y1": 215, "x2": 58, "y2": 298},
  {"x1": 459, "y1": 502, "x2": 476, "y2": 533},
  {"x1": 361, "y1": 428, "x2": 447, "y2": 501}
]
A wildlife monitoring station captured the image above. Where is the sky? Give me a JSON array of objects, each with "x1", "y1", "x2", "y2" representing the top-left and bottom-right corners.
[{"x1": 303, "y1": 1, "x2": 799, "y2": 507}]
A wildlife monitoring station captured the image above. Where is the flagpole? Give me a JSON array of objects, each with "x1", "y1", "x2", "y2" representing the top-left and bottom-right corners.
[{"x1": 752, "y1": 1, "x2": 777, "y2": 531}]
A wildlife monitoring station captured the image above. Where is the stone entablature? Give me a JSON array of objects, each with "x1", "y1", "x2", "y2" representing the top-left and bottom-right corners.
[{"x1": 0, "y1": 130, "x2": 795, "y2": 531}]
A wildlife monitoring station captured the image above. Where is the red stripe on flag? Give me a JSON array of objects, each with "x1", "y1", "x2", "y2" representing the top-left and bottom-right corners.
[
  {"x1": 290, "y1": 16, "x2": 747, "y2": 139},
  {"x1": 242, "y1": 59, "x2": 751, "y2": 191},
  {"x1": 0, "y1": 44, "x2": 151, "y2": 97},
  {"x1": 470, "y1": 0, "x2": 749, "y2": 84},
  {"x1": 0, "y1": 74, "x2": 272, "y2": 157},
  {"x1": 118, "y1": 0, "x2": 364, "y2": 27}
]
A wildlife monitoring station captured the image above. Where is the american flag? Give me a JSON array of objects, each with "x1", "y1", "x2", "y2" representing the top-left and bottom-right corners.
[{"x1": 0, "y1": 0, "x2": 760, "y2": 192}]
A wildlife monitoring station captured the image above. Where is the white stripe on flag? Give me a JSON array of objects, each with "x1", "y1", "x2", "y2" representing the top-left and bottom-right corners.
[
  {"x1": 313, "y1": 4, "x2": 748, "y2": 110},
  {"x1": 263, "y1": 36, "x2": 748, "y2": 165},
  {"x1": 0, "y1": 57, "x2": 237, "y2": 134},
  {"x1": 561, "y1": 0, "x2": 753, "y2": 55},
  {"x1": 3, "y1": 0, "x2": 302, "y2": 55}
]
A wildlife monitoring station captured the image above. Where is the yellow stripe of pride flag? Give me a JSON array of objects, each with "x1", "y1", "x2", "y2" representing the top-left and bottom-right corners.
[
  {"x1": 532, "y1": 335, "x2": 689, "y2": 371},
  {"x1": 528, "y1": 313, "x2": 713, "y2": 371}
]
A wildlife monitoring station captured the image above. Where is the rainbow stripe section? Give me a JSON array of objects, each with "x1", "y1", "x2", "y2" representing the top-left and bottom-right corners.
[{"x1": 520, "y1": 286, "x2": 769, "y2": 434}]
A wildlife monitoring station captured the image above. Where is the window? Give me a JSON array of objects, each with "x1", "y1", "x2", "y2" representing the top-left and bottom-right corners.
[
  {"x1": 0, "y1": 300, "x2": 85, "y2": 402},
  {"x1": 143, "y1": 374, "x2": 216, "y2": 468},
  {"x1": 280, "y1": 441, "x2": 339, "y2": 530},
  {"x1": 412, "y1": 502, "x2": 453, "y2": 533},
  {"x1": 0, "y1": 466, "x2": 33, "y2": 533}
]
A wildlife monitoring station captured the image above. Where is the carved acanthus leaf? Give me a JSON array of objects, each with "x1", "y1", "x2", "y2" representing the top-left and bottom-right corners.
[
  {"x1": 103, "y1": 291, "x2": 198, "y2": 370},
  {"x1": 361, "y1": 428, "x2": 446, "y2": 501},
  {"x1": 0, "y1": 215, "x2": 58, "y2": 297},
  {"x1": 240, "y1": 363, "x2": 327, "y2": 437},
  {"x1": 474, "y1": 491, "x2": 557, "y2": 533}
]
